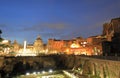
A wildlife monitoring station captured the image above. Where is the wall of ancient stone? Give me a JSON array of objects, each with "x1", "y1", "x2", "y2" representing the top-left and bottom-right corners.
[{"x1": 0, "y1": 55, "x2": 120, "y2": 78}]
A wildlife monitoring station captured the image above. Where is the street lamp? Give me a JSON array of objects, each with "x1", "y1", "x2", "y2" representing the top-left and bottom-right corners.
[
  {"x1": 48, "y1": 69, "x2": 53, "y2": 73},
  {"x1": 26, "y1": 72, "x2": 30, "y2": 75}
]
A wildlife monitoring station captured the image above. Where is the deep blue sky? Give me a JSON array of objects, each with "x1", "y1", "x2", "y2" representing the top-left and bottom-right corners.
[{"x1": 0, "y1": 0, "x2": 120, "y2": 44}]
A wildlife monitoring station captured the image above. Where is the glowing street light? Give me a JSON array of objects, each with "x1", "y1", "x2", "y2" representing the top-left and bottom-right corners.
[
  {"x1": 26, "y1": 72, "x2": 30, "y2": 75},
  {"x1": 42, "y1": 71, "x2": 45, "y2": 74},
  {"x1": 33, "y1": 72, "x2": 36, "y2": 74},
  {"x1": 48, "y1": 69, "x2": 53, "y2": 73},
  {"x1": 37, "y1": 72, "x2": 40, "y2": 74}
]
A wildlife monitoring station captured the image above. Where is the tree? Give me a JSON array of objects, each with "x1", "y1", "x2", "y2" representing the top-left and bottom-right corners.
[{"x1": 0, "y1": 29, "x2": 2, "y2": 38}]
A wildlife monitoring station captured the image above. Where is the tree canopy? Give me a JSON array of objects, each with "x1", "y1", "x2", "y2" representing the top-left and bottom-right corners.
[{"x1": 0, "y1": 29, "x2": 2, "y2": 34}]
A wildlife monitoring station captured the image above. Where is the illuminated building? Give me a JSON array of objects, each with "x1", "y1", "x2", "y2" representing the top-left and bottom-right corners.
[
  {"x1": 47, "y1": 39, "x2": 65, "y2": 54},
  {"x1": 16, "y1": 35, "x2": 44, "y2": 56},
  {"x1": 0, "y1": 39, "x2": 11, "y2": 55},
  {"x1": 33, "y1": 35, "x2": 44, "y2": 54},
  {"x1": 0, "y1": 34, "x2": 104, "y2": 56},
  {"x1": 12, "y1": 40, "x2": 21, "y2": 53},
  {"x1": 0, "y1": 35, "x2": 102, "y2": 56},
  {"x1": 86, "y1": 36, "x2": 103, "y2": 55},
  {"x1": 47, "y1": 37, "x2": 94, "y2": 55},
  {"x1": 69, "y1": 41, "x2": 86, "y2": 55}
]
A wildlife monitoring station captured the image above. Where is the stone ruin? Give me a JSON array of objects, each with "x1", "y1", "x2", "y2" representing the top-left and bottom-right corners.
[{"x1": 102, "y1": 17, "x2": 120, "y2": 56}]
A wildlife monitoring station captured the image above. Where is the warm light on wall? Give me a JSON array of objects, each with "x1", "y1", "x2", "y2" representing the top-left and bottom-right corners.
[
  {"x1": 2, "y1": 40, "x2": 9, "y2": 44},
  {"x1": 70, "y1": 43, "x2": 80, "y2": 48}
]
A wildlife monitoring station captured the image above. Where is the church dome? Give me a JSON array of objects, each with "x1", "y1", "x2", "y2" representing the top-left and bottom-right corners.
[{"x1": 36, "y1": 35, "x2": 42, "y2": 40}]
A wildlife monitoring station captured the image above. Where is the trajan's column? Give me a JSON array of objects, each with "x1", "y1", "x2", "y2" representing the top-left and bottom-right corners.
[{"x1": 23, "y1": 40, "x2": 27, "y2": 52}]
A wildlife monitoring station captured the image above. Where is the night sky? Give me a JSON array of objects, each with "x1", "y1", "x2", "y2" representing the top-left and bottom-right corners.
[{"x1": 0, "y1": 0, "x2": 120, "y2": 44}]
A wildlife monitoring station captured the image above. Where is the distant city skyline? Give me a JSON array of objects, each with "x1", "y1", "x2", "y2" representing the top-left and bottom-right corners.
[{"x1": 0, "y1": 0, "x2": 120, "y2": 44}]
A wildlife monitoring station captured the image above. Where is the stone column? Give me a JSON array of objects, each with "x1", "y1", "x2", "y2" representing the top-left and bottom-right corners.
[{"x1": 24, "y1": 40, "x2": 27, "y2": 52}]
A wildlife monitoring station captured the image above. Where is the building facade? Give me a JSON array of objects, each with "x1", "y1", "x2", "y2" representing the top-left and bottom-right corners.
[
  {"x1": 47, "y1": 37, "x2": 97, "y2": 55},
  {"x1": 33, "y1": 36, "x2": 44, "y2": 54},
  {"x1": 102, "y1": 17, "x2": 120, "y2": 56}
]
